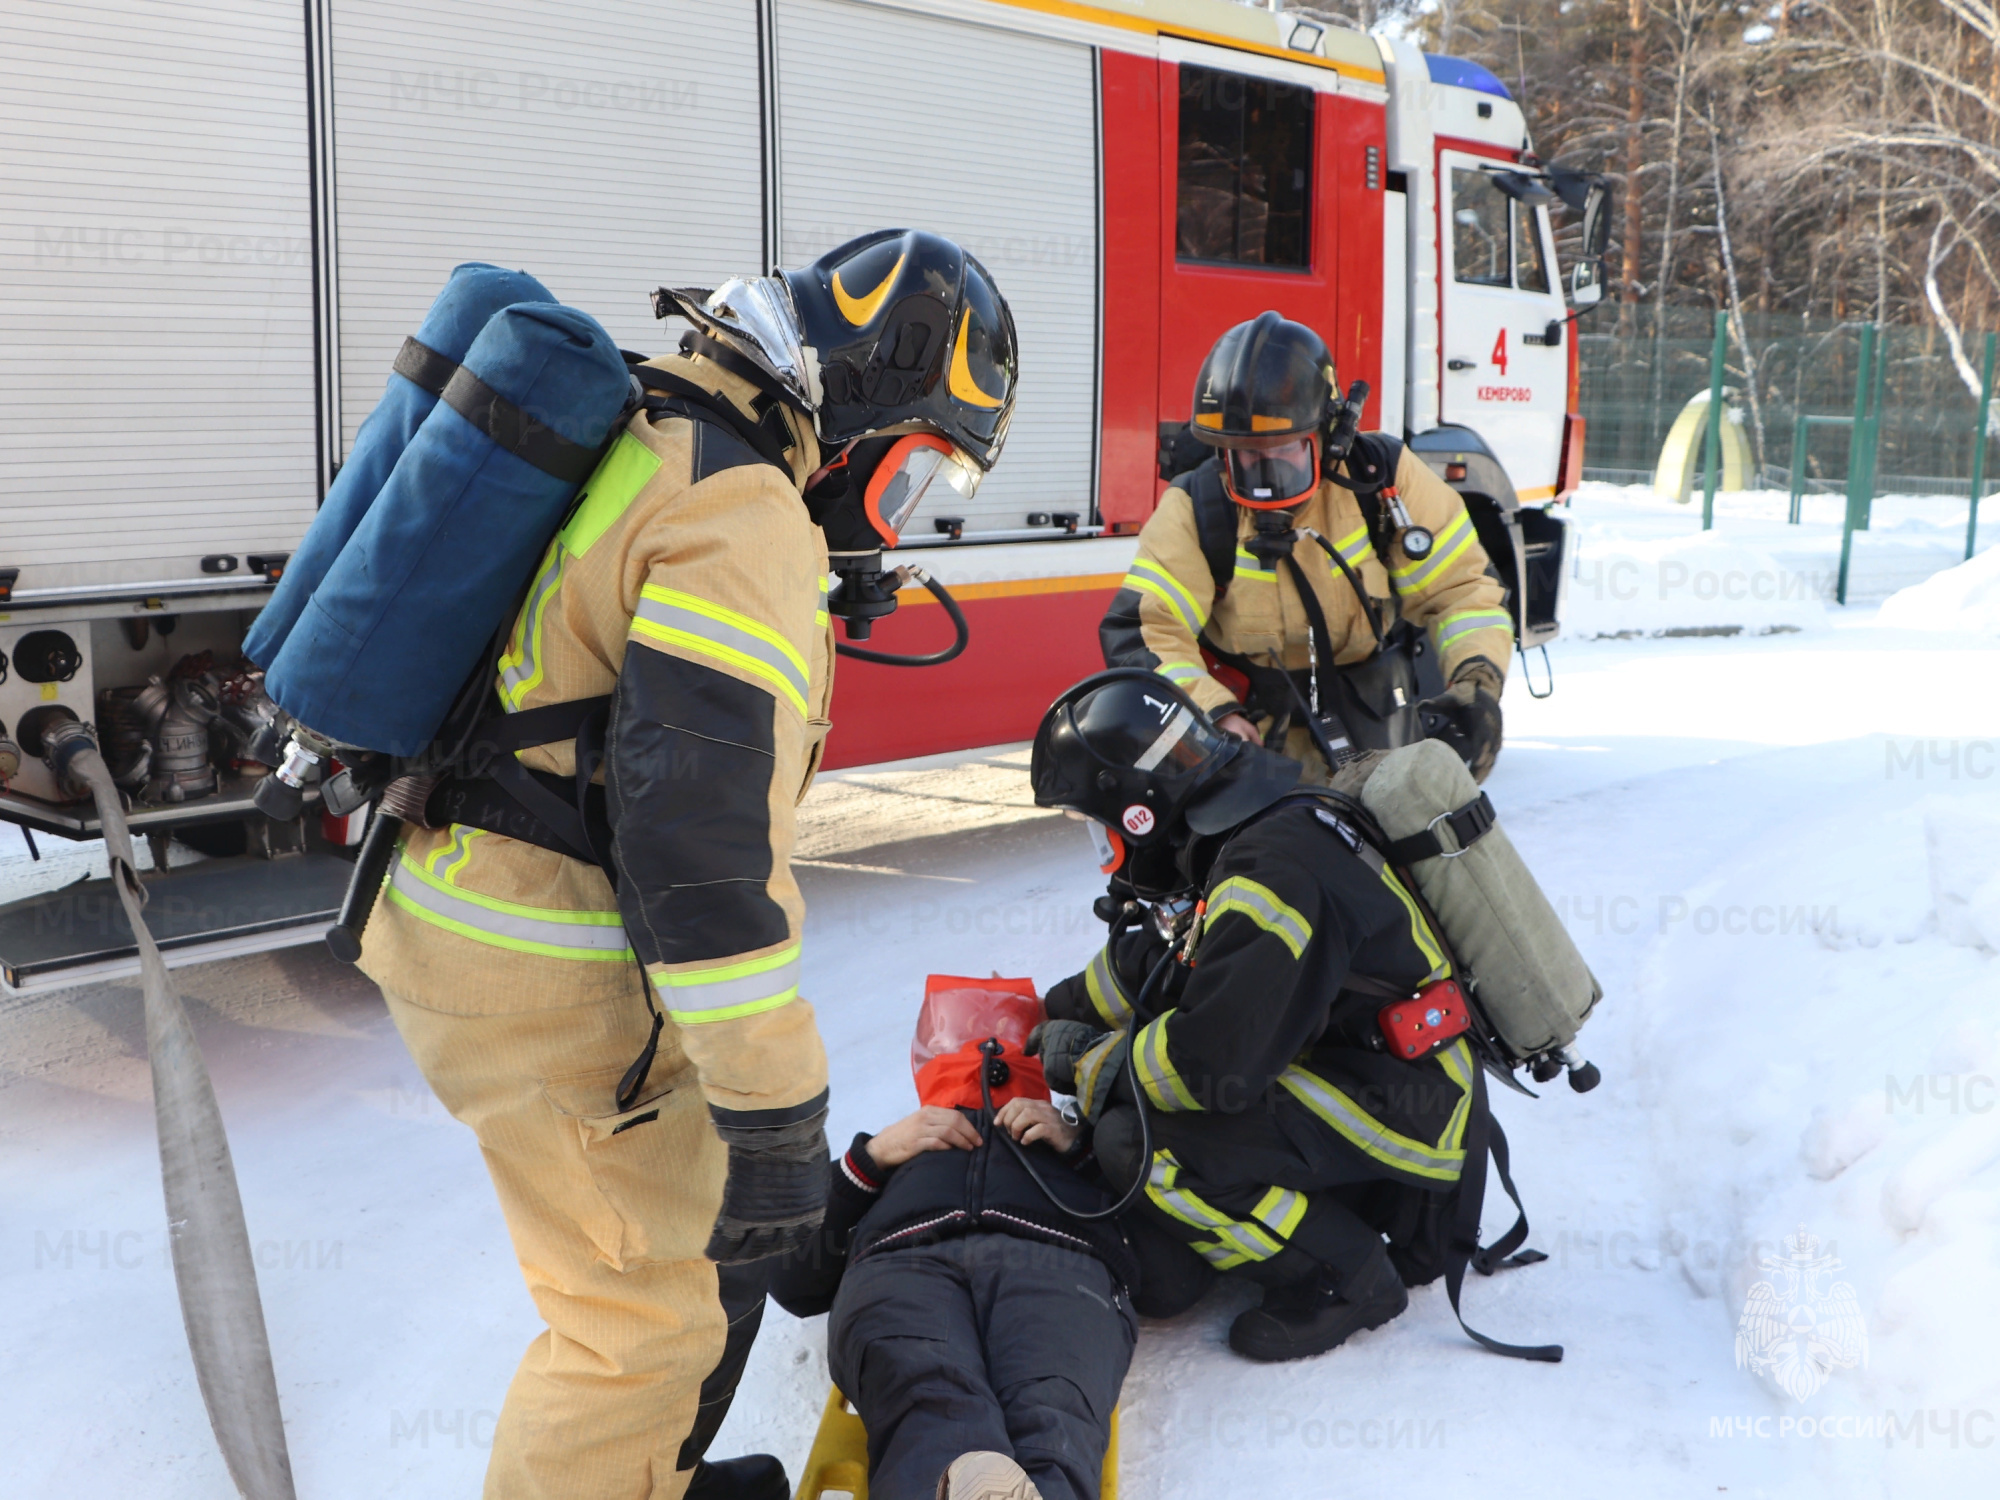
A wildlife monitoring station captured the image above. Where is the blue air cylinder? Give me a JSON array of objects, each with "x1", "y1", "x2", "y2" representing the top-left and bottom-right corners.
[
  {"x1": 262, "y1": 301, "x2": 632, "y2": 755},
  {"x1": 244, "y1": 262, "x2": 554, "y2": 667}
]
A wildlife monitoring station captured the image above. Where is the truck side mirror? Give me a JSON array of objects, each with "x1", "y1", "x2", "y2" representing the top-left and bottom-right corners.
[
  {"x1": 1570, "y1": 260, "x2": 1604, "y2": 307},
  {"x1": 1580, "y1": 179, "x2": 1613, "y2": 260}
]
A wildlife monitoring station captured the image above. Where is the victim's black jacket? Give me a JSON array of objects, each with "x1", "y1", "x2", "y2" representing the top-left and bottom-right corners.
[{"x1": 771, "y1": 1108, "x2": 1139, "y2": 1318}]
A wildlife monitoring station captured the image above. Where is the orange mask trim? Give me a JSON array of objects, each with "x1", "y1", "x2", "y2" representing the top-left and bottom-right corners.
[
  {"x1": 864, "y1": 431, "x2": 956, "y2": 547},
  {"x1": 1223, "y1": 438, "x2": 1321, "y2": 510}
]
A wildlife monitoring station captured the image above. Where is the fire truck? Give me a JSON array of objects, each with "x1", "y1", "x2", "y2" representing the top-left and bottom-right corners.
[{"x1": 0, "y1": 0, "x2": 1607, "y2": 987}]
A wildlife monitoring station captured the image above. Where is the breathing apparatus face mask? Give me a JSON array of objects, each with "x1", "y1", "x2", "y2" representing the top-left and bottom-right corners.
[
  {"x1": 1224, "y1": 435, "x2": 1319, "y2": 509},
  {"x1": 806, "y1": 429, "x2": 981, "y2": 639}
]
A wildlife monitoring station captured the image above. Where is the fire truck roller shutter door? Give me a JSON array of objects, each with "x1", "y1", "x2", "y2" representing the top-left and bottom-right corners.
[
  {"x1": 327, "y1": 0, "x2": 765, "y2": 456},
  {"x1": 772, "y1": 0, "x2": 1097, "y2": 536},
  {"x1": 0, "y1": 0, "x2": 317, "y2": 587}
]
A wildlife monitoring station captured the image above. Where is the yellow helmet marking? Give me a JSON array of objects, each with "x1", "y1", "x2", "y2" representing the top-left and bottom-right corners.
[
  {"x1": 1193, "y1": 412, "x2": 1226, "y2": 428},
  {"x1": 948, "y1": 308, "x2": 1006, "y2": 408},
  {"x1": 831, "y1": 250, "x2": 906, "y2": 326},
  {"x1": 1250, "y1": 415, "x2": 1294, "y2": 431}
]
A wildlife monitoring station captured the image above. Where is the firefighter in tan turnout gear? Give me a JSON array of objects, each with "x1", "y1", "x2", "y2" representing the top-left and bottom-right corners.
[
  {"x1": 359, "y1": 231, "x2": 1018, "y2": 1500},
  {"x1": 1102, "y1": 313, "x2": 1514, "y2": 783}
]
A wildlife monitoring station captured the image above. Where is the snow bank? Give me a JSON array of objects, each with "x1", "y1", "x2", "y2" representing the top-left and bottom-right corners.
[
  {"x1": 1640, "y1": 771, "x2": 2000, "y2": 1488},
  {"x1": 1560, "y1": 483, "x2": 1984, "y2": 634},
  {"x1": 1927, "y1": 797, "x2": 2000, "y2": 950},
  {"x1": 1879, "y1": 540, "x2": 2000, "y2": 635}
]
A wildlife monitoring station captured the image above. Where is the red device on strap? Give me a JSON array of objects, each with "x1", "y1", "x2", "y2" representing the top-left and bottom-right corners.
[{"x1": 1377, "y1": 978, "x2": 1472, "y2": 1059}]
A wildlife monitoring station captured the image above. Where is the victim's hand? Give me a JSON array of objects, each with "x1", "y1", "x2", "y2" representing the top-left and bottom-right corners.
[
  {"x1": 866, "y1": 1105, "x2": 982, "y2": 1168},
  {"x1": 996, "y1": 1096, "x2": 1080, "y2": 1156}
]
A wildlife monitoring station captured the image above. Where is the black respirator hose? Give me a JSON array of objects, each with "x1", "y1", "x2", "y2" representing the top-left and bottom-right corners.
[
  {"x1": 980, "y1": 947, "x2": 1175, "y2": 1224},
  {"x1": 833, "y1": 571, "x2": 970, "y2": 667}
]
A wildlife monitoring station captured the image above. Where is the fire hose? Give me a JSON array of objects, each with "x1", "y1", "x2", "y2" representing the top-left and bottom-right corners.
[{"x1": 46, "y1": 720, "x2": 296, "y2": 1500}]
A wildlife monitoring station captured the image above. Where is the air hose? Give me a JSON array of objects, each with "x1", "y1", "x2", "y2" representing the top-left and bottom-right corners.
[
  {"x1": 44, "y1": 720, "x2": 297, "y2": 1500},
  {"x1": 978, "y1": 946, "x2": 1176, "y2": 1224},
  {"x1": 833, "y1": 568, "x2": 970, "y2": 667}
]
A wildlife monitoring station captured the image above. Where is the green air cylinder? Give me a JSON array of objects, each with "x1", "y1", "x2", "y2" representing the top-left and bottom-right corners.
[{"x1": 1360, "y1": 739, "x2": 1601, "y2": 1077}]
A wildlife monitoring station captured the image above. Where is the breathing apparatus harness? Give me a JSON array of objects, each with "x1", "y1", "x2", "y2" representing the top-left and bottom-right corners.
[{"x1": 1183, "y1": 380, "x2": 1431, "y2": 763}]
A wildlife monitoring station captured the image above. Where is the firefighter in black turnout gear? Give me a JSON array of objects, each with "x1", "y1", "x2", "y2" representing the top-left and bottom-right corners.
[{"x1": 1027, "y1": 671, "x2": 1506, "y2": 1363}]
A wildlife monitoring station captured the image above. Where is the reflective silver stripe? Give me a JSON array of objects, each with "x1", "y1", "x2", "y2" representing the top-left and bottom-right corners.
[
  {"x1": 1232, "y1": 547, "x2": 1277, "y2": 581},
  {"x1": 386, "y1": 857, "x2": 633, "y2": 960},
  {"x1": 632, "y1": 584, "x2": 809, "y2": 715},
  {"x1": 1436, "y1": 608, "x2": 1513, "y2": 648},
  {"x1": 1278, "y1": 1062, "x2": 1468, "y2": 1181},
  {"x1": 1135, "y1": 1013, "x2": 1200, "y2": 1111},
  {"x1": 1084, "y1": 946, "x2": 1134, "y2": 1026},
  {"x1": 499, "y1": 543, "x2": 567, "y2": 709},
  {"x1": 1134, "y1": 704, "x2": 1194, "y2": 772},
  {"x1": 1145, "y1": 1152, "x2": 1282, "y2": 1262},
  {"x1": 1126, "y1": 558, "x2": 1207, "y2": 634},
  {"x1": 1206, "y1": 876, "x2": 1312, "y2": 959},
  {"x1": 1156, "y1": 661, "x2": 1207, "y2": 685},
  {"x1": 1253, "y1": 1187, "x2": 1306, "y2": 1238},
  {"x1": 655, "y1": 945, "x2": 802, "y2": 1022}
]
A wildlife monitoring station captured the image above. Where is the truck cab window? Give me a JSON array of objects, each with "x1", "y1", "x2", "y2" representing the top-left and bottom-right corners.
[
  {"x1": 1514, "y1": 197, "x2": 1550, "y2": 293},
  {"x1": 1177, "y1": 64, "x2": 1313, "y2": 269},
  {"x1": 1451, "y1": 168, "x2": 1509, "y2": 287}
]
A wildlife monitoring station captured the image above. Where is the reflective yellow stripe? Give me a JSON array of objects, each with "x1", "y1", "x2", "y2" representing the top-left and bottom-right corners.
[
  {"x1": 1231, "y1": 547, "x2": 1278, "y2": 584},
  {"x1": 425, "y1": 824, "x2": 481, "y2": 882},
  {"x1": 1133, "y1": 1012, "x2": 1201, "y2": 1111},
  {"x1": 1073, "y1": 1032, "x2": 1124, "y2": 1114},
  {"x1": 1205, "y1": 876, "x2": 1312, "y2": 959},
  {"x1": 632, "y1": 582, "x2": 810, "y2": 716},
  {"x1": 1124, "y1": 558, "x2": 1207, "y2": 635},
  {"x1": 498, "y1": 541, "x2": 568, "y2": 710},
  {"x1": 1084, "y1": 945, "x2": 1134, "y2": 1027},
  {"x1": 655, "y1": 944, "x2": 802, "y2": 1024},
  {"x1": 1145, "y1": 1152, "x2": 1284, "y2": 1264},
  {"x1": 386, "y1": 849, "x2": 633, "y2": 962},
  {"x1": 1331, "y1": 523, "x2": 1374, "y2": 565},
  {"x1": 1277, "y1": 1041, "x2": 1474, "y2": 1182},
  {"x1": 1251, "y1": 1185, "x2": 1308, "y2": 1240},
  {"x1": 1435, "y1": 606, "x2": 1513, "y2": 649},
  {"x1": 1155, "y1": 660, "x2": 1208, "y2": 688},
  {"x1": 1376, "y1": 864, "x2": 1449, "y2": 981},
  {"x1": 1390, "y1": 512, "x2": 1473, "y2": 590}
]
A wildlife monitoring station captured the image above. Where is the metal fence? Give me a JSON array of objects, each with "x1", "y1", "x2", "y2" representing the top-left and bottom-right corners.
[
  {"x1": 1577, "y1": 307, "x2": 1997, "y2": 497},
  {"x1": 1574, "y1": 306, "x2": 1998, "y2": 599}
]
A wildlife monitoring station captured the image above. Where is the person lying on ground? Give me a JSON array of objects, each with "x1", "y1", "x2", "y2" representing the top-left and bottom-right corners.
[{"x1": 771, "y1": 1037, "x2": 1137, "y2": 1500}]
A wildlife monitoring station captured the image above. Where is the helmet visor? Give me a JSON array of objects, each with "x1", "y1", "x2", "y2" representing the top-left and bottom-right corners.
[
  {"x1": 1224, "y1": 436, "x2": 1319, "y2": 508},
  {"x1": 864, "y1": 433, "x2": 982, "y2": 545}
]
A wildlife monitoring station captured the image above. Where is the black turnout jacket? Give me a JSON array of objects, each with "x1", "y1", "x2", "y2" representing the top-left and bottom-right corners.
[{"x1": 1047, "y1": 797, "x2": 1479, "y2": 1191}]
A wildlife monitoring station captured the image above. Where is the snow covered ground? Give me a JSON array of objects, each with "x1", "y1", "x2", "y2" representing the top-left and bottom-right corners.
[{"x1": 3, "y1": 494, "x2": 1998, "y2": 1499}]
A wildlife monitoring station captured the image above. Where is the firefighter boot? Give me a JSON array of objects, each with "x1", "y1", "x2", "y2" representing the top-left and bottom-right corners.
[
  {"x1": 1227, "y1": 1241, "x2": 1410, "y2": 1363},
  {"x1": 937, "y1": 1451, "x2": 1044, "y2": 1500},
  {"x1": 685, "y1": 1453, "x2": 790, "y2": 1500}
]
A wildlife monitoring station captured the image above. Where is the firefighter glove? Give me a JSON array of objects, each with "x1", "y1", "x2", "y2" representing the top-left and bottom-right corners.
[
  {"x1": 705, "y1": 1107, "x2": 830, "y2": 1264},
  {"x1": 1026, "y1": 1019, "x2": 1108, "y2": 1096},
  {"x1": 1418, "y1": 656, "x2": 1504, "y2": 784}
]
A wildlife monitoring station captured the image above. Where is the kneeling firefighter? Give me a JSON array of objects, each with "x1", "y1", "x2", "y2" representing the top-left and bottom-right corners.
[
  {"x1": 1101, "y1": 313, "x2": 1514, "y2": 783},
  {"x1": 1026, "y1": 671, "x2": 1558, "y2": 1365},
  {"x1": 337, "y1": 233, "x2": 1016, "y2": 1499}
]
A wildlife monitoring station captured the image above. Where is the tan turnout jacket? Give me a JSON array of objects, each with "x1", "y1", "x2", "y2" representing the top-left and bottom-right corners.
[
  {"x1": 360, "y1": 352, "x2": 833, "y2": 1127},
  {"x1": 1102, "y1": 447, "x2": 1513, "y2": 734}
]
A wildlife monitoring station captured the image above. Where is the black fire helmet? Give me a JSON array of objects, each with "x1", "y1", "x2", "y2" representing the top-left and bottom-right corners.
[
  {"x1": 1030, "y1": 670, "x2": 1302, "y2": 844},
  {"x1": 783, "y1": 229, "x2": 1018, "y2": 472},
  {"x1": 1189, "y1": 311, "x2": 1337, "y2": 450}
]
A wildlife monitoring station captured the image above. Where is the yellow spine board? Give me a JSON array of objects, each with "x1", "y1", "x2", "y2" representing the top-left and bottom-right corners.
[{"x1": 794, "y1": 1385, "x2": 1120, "y2": 1500}]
